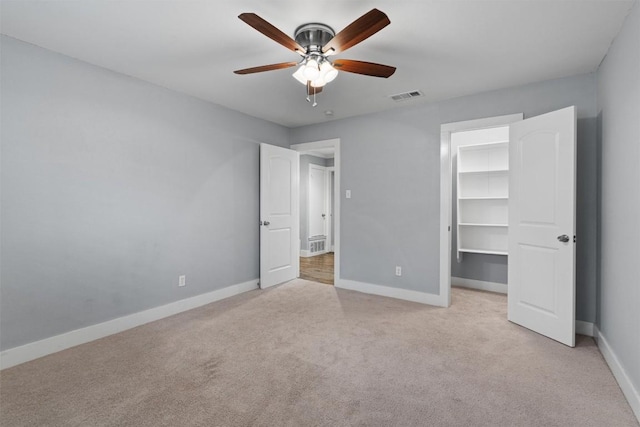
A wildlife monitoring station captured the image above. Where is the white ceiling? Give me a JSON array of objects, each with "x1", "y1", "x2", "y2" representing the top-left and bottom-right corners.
[{"x1": 1, "y1": 1, "x2": 634, "y2": 128}]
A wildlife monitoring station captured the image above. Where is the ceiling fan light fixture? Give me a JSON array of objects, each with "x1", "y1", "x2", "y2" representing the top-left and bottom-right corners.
[
  {"x1": 320, "y1": 61, "x2": 338, "y2": 83},
  {"x1": 311, "y1": 77, "x2": 326, "y2": 88},
  {"x1": 302, "y1": 58, "x2": 320, "y2": 80},
  {"x1": 292, "y1": 65, "x2": 308, "y2": 85}
]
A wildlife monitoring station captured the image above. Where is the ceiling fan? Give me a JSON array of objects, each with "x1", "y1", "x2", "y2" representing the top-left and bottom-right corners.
[{"x1": 234, "y1": 8, "x2": 396, "y2": 106}]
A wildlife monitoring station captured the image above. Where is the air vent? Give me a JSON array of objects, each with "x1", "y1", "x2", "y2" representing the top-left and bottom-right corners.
[
  {"x1": 309, "y1": 236, "x2": 326, "y2": 254},
  {"x1": 390, "y1": 90, "x2": 424, "y2": 102}
]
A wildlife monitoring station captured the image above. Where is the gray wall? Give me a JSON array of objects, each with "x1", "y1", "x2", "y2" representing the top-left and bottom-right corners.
[
  {"x1": 0, "y1": 36, "x2": 289, "y2": 351},
  {"x1": 291, "y1": 72, "x2": 598, "y2": 322},
  {"x1": 596, "y1": 2, "x2": 640, "y2": 402},
  {"x1": 299, "y1": 154, "x2": 331, "y2": 251}
]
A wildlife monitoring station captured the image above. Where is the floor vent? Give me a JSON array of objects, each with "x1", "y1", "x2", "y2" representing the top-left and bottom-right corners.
[
  {"x1": 309, "y1": 237, "x2": 326, "y2": 254},
  {"x1": 390, "y1": 90, "x2": 424, "y2": 102}
]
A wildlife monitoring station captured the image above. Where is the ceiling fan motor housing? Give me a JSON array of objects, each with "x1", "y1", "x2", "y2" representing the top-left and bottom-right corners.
[{"x1": 294, "y1": 23, "x2": 335, "y2": 54}]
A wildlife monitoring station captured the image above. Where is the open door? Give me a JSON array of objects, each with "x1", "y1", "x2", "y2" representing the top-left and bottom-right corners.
[
  {"x1": 260, "y1": 144, "x2": 300, "y2": 289},
  {"x1": 508, "y1": 106, "x2": 576, "y2": 347},
  {"x1": 308, "y1": 164, "x2": 328, "y2": 245}
]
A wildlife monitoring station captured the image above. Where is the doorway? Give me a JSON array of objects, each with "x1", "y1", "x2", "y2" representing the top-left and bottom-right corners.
[
  {"x1": 291, "y1": 139, "x2": 340, "y2": 286},
  {"x1": 439, "y1": 114, "x2": 523, "y2": 305},
  {"x1": 440, "y1": 108, "x2": 578, "y2": 347}
]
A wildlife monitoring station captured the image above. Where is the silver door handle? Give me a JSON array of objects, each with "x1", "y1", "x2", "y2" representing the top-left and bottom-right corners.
[
  {"x1": 261, "y1": 221, "x2": 270, "y2": 226},
  {"x1": 557, "y1": 234, "x2": 570, "y2": 243}
]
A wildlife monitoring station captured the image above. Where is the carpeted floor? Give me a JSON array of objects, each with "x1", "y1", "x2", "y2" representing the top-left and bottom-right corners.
[{"x1": 0, "y1": 280, "x2": 637, "y2": 426}]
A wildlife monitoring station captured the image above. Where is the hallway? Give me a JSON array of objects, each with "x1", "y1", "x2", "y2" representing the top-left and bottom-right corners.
[{"x1": 299, "y1": 252, "x2": 334, "y2": 285}]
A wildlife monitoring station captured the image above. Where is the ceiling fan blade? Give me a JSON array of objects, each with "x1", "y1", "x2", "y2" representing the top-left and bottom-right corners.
[
  {"x1": 238, "y1": 13, "x2": 305, "y2": 53},
  {"x1": 332, "y1": 59, "x2": 396, "y2": 78},
  {"x1": 234, "y1": 61, "x2": 299, "y2": 75},
  {"x1": 322, "y1": 9, "x2": 390, "y2": 55}
]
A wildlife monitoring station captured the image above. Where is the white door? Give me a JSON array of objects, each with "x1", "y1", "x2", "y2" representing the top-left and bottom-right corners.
[
  {"x1": 309, "y1": 164, "x2": 328, "y2": 238},
  {"x1": 260, "y1": 144, "x2": 300, "y2": 289},
  {"x1": 508, "y1": 106, "x2": 576, "y2": 347}
]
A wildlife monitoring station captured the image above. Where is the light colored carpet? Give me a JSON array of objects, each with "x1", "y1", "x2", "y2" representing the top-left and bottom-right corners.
[{"x1": 0, "y1": 280, "x2": 637, "y2": 426}]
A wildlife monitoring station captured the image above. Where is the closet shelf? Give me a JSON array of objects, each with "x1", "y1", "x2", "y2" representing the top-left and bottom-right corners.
[
  {"x1": 459, "y1": 248, "x2": 509, "y2": 256},
  {"x1": 457, "y1": 137, "x2": 510, "y2": 258},
  {"x1": 458, "y1": 196, "x2": 508, "y2": 200},
  {"x1": 459, "y1": 223, "x2": 508, "y2": 227},
  {"x1": 458, "y1": 169, "x2": 509, "y2": 175},
  {"x1": 458, "y1": 140, "x2": 509, "y2": 149}
]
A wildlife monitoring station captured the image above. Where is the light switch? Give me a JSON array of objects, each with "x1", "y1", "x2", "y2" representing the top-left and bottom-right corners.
[{"x1": 346, "y1": 190, "x2": 351, "y2": 199}]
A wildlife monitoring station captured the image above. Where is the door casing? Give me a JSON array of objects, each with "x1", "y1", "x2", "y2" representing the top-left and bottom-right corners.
[
  {"x1": 439, "y1": 114, "x2": 524, "y2": 307},
  {"x1": 291, "y1": 139, "x2": 341, "y2": 285}
]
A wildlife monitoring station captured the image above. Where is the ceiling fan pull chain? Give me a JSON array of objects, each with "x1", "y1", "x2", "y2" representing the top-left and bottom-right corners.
[
  {"x1": 306, "y1": 81, "x2": 311, "y2": 103},
  {"x1": 312, "y1": 88, "x2": 317, "y2": 107}
]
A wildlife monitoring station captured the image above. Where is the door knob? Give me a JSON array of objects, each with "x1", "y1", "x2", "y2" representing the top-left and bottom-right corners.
[
  {"x1": 262, "y1": 221, "x2": 270, "y2": 226},
  {"x1": 557, "y1": 234, "x2": 570, "y2": 243}
]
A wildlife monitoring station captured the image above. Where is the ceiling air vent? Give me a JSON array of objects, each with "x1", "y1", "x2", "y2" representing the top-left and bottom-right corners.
[{"x1": 390, "y1": 90, "x2": 424, "y2": 102}]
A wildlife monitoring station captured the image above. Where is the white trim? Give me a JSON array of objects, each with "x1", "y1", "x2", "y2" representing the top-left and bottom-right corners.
[
  {"x1": 0, "y1": 279, "x2": 259, "y2": 370},
  {"x1": 439, "y1": 127, "x2": 452, "y2": 307},
  {"x1": 440, "y1": 114, "x2": 524, "y2": 309},
  {"x1": 452, "y1": 276, "x2": 508, "y2": 294},
  {"x1": 326, "y1": 166, "x2": 335, "y2": 251},
  {"x1": 291, "y1": 139, "x2": 340, "y2": 287},
  {"x1": 336, "y1": 279, "x2": 448, "y2": 307},
  {"x1": 575, "y1": 320, "x2": 594, "y2": 337},
  {"x1": 440, "y1": 114, "x2": 525, "y2": 134},
  {"x1": 595, "y1": 326, "x2": 640, "y2": 422},
  {"x1": 291, "y1": 139, "x2": 339, "y2": 152},
  {"x1": 300, "y1": 250, "x2": 311, "y2": 258}
]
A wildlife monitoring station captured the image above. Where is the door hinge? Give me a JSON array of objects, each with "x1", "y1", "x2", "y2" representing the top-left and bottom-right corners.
[{"x1": 574, "y1": 235, "x2": 576, "y2": 243}]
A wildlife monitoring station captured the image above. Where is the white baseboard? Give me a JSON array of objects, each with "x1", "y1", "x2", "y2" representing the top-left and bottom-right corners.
[
  {"x1": 595, "y1": 326, "x2": 640, "y2": 423},
  {"x1": 452, "y1": 277, "x2": 507, "y2": 294},
  {"x1": 300, "y1": 250, "x2": 330, "y2": 258},
  {"x1": 336, "y1": 279, "x2": 447, "y2": 307},
  {"x1": 0, "y1": 279, "x2": 259, "y2": 370},
  {"x1": 575, "y1": 320, "x2": 594, "y2": 337}
]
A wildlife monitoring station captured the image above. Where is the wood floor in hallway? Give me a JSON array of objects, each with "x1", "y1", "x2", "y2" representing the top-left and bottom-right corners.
[{"x1": 300, "y1": 252, "x2": 334, "y2": 285}]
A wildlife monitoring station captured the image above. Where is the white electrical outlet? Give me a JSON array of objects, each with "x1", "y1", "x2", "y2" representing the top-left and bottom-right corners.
[
  {"x1": 178, "y1": 275, "x2": 186, "y2": 287},
  {"x1": 346, "y1": 190, "x2": 351, "y2": 199},
  {"x1": 395, "y1": 266, "x2": 402, "y2": 276}
]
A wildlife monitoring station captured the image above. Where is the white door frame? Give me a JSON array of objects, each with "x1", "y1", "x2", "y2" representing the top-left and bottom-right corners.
[
  {"x1": 327, "y1": 166, "x2": 335, "y2": 251},
  {"x1": 439, "y1": 114, "x2": 523, "y2": 307},
  {"x1": 291, "y1": 139, "x2": 340, "y2": 284}
]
